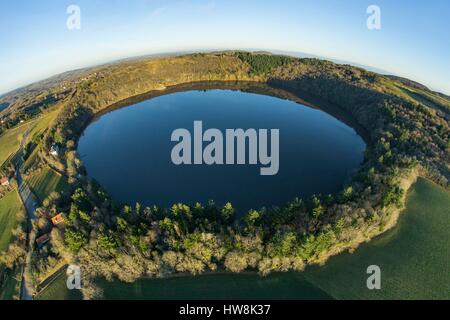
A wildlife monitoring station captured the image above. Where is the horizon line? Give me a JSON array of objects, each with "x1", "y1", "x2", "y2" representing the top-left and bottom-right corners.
[{"x1": 0, "y1": 48, "x2": 446, "y2": 98}]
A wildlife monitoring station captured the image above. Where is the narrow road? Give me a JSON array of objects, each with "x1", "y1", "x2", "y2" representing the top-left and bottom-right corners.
[{"x1": 15, "y1": 128, "x2": 37, "y2": 300}]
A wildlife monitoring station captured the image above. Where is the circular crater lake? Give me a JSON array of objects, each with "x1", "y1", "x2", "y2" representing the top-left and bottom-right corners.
[{"x1": 78, "y1": 87, "x2": 366, "y2": 212}]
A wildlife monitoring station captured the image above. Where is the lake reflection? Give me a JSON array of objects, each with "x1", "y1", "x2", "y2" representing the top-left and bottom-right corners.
[{"x1": 78, "y1": 87, "x2": 366, "y2": 212}]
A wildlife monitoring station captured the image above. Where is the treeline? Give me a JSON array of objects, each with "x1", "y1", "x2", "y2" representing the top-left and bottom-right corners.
[{"x1": 237, "y1": 52, "x2": 297, "y2": 76}]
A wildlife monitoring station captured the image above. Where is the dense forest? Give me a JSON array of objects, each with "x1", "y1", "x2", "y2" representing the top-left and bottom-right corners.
[{"x1": 1, "y1": 52, "x2": 448, "y2": 299}]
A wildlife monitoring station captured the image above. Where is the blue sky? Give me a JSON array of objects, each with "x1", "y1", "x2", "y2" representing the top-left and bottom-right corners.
[{"x1": 0, "y1": 0, "x2": 449, "y2": 95}]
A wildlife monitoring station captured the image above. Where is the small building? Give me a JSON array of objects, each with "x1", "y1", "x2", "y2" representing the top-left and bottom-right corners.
[
  {"x1": 36, "y1": 234, "x2": 50, "y2": 247},
  {"x1": 0, "y1": 177, "x2": 9, "y2": 186},
  {"x1": 50, "y1": 144, "x2": 60, "y2": 157},
  {"x1": 51, "y1": 213, "x2": 65, "y2": 225}
]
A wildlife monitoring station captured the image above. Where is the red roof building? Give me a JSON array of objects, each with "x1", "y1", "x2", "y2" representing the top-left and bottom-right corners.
[{"x1": 36, "y1": 234, "x2": 50, "y2": 246}]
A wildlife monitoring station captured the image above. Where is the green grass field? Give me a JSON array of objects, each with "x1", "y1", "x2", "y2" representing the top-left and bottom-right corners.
[
  {"x1": 100, "y1": 273, "x2": 331, "y2": 300},
  {"x1": 36, "y1": 178, "x2": 450, "y2": 300},
  {"x1": 0, "y1": 107, "x2": 61, "y2": 170},
  {"x1": 0, "y1": 123, "x2": 29, "y2": 168},
  {"x1": 0, "y1": 268, "x2": 20, "y2": 300},
  {"x1": 35, "y1": 273, "x2": 82, "y2": 300},
  {"x1": 382, "y1": 79, "x2": 450, "y2": 112},
  {"x1": 26, "y1": 167, "x2": 68, "y2": 204},
  {"x1": 0, "y1": 108, "x2": 62, "y2": 300},
  {"x1": 22, "y1": 146, "x2": 40, "y2": 173},
  {"x1": 21, "y1": 109, "x2": 61, "y2": 172},
  {"x1": 36, "y1": 272, "x2": 331, "y2": 300},
  {"x1": 27, "y1": 107, "x2": 61, "y2": 141},
  {"x1": 304, "y1": 177, "x2": 450, "y2": 300},
  {"x1": 0, "y1": 190, "x2": 24, "y2": 301}
]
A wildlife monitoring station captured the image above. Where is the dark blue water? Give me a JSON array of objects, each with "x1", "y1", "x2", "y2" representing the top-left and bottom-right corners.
[{"x1": 78, "y1": 89, "x2": 365, "y2": 212}]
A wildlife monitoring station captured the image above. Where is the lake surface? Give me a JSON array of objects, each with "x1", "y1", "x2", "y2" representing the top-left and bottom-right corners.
[{"x1": 78, "y1": 88, "x2": 366, "y2": 212}]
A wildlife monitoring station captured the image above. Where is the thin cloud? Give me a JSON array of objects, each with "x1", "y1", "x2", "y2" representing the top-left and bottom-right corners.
[
  {"x1": 149, "y1": 7, "x2": 166, "y2": 19},
  {"x1": 196, "y1": 0, "x2": 216, "y2": 12}
]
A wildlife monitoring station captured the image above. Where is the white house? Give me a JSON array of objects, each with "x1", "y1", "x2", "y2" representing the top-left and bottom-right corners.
[{"x1": 50, "y1": 144, "x2": 60, "y2": 157}]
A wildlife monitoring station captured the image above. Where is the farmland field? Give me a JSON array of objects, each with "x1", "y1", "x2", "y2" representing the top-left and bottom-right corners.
[
  {"x1": 99, "y1": 273, "x2": 332, "y2": 300},
  {"x1": 36, "y1": 271, "x2": 331, "y2": 300},
  {"x1": 35, "y1": 272, "x2": 82, "y2": 300},
  {"x1": 22, "y1": 146, "x2": 40, "y2": 173},
  {"x1": 0, "y1": 123, "x2": 29, "y2": 167},
  {"x1": 304, "y1": 177, "x2": 450, "y2": 300},
  {"x1": 0, "y1": 190, "x2": 24, "y2": 301},
  {"x1": 0, "y1": 269, "x2": 19, "y2": 300},
  {"x1": 0, "y1": 189, "x2": 23, "y2": 252},
  {"x1": 0, "y1": 107, "x2": 60, "y2": 171},
  {"x1": 27, "y1": 107, "x2": 61, "y2": 141},
  {"x1": 26, "y1": 167, "x2": 68, "y2": 204}
]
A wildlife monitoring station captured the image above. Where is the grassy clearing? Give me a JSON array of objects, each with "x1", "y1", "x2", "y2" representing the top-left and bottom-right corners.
[
  {"x1": 37, "y1": 271, "x2": 330, "y2": 300},
  {"x1": 0, "y1": 108, "x2": 62, "y2": 300},
  {"x1": 0, "y1": 123, "x2": 29, "y2": 168},
  {"x1": 26, "y1": 167, "x2": 68, "y2": 204},
  {"x1": 35, "y1": 273, "x2": 82, "y2": 300},
  {"x1": 35, "y1": 178, "x2": 450, "y2": 300},
  {"x1": 99, "y1": 273, "x2": 331, "y2": 300},
  {"x1": 382, "y1": 79, "x2": 450, "y2": 112},
  {"x1": 0, "y1": 189, "x2": 23, "y2": 252},
  {"x1": 22, "y1": 146, "x2": 40, "y2": 173},
  {"x1": 0, "y1": 268, "x2": 19, "y2": 300},
  {"x1": 0, "y1": 106, "x2": 61, "y2": 170},
  {"x1": 27, "y1": 107, "x2": 61, "y2": 141},
  {"x1": 304, "y1": 177, "x2": 450, "y2": 300},
  {"x1": 0, "y1": 190, "x2": 24, "y2": 301}
]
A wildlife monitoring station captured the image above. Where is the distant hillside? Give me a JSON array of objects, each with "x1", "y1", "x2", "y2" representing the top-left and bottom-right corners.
[
  {"x1": 386, "y1": 74, "x2": 450, "y2": 101},
  {"x1": 385, "y1": 75, "x2": 430, "y2": 91},
  {"x1": 2, "y1": 50, "x2": 449, "y2": 117}
]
